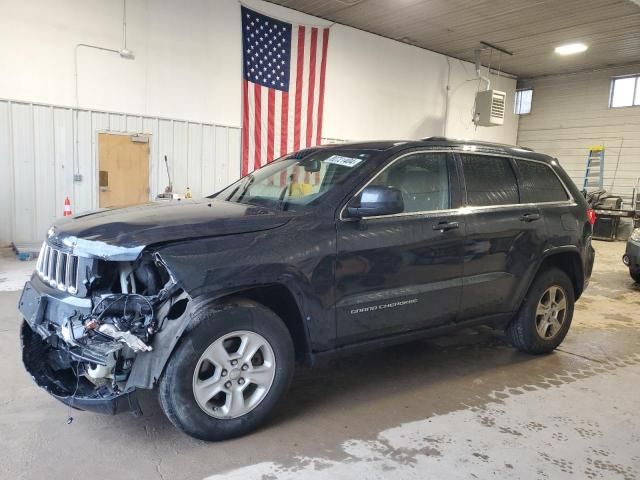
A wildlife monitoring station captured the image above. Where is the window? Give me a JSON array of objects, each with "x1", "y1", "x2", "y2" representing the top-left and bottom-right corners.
[
  {"x1": 516, "y1": 159, "x2": 569, "y2": 203},
  {"x1": 367, "y1": 152, "x2": 449, "y2": 213},
  {"x1": 461, "y1": 155, "x2": 519, "y2": 206},
  {"x1": 610, "y1": 75, "x2": 640, "y2": 108},
  {"x1": 514, "y1": 88, "x2": 533, "y2": 115}
]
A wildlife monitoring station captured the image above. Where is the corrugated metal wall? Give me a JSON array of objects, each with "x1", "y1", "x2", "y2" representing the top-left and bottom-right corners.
[
  {"x1": 517, "y1": 65, "x2": 640, "y2": 207},
  {"x1": 0, "y1": 99, "x2": 242, "y2": 246}
]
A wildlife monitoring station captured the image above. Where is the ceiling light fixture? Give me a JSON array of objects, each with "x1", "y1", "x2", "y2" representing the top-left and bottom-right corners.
[{"x1": 554, "y1": 43, "x2": 588, "y2": 55}]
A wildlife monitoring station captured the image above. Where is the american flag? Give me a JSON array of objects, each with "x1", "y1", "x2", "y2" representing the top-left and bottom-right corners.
[{"x1": 241, "y1": 6, "x2": 330, "y2": 176}]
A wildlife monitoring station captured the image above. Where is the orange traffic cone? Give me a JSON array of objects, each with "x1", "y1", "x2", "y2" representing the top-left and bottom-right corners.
[{"x1": 63, "y1": 197, "x2": 72, "y2": 217}]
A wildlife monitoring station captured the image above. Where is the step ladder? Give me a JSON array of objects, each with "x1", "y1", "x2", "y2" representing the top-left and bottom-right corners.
[{"x1": 582, "y1": 146, "x2": 605, "y2": 191}]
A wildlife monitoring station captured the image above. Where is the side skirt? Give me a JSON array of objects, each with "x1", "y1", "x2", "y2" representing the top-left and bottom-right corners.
[{"x1": 307, "y1": 313, "x2": 512, "y2": 367}]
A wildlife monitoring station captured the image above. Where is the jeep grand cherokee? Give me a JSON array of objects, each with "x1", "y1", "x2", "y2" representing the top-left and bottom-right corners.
[{"x1": 18, "y1": 137, "x2": 595, "y2": 440}]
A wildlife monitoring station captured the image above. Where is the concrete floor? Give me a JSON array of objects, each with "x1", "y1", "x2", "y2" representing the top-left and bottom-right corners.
[{"x1": 0, "y1": 242, "x2": 638, "y2": 479}]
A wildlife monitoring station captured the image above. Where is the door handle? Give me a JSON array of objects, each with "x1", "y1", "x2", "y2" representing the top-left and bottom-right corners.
[
  {"x1": 433, "y1": 221, "x2": 460, "y2": 232},
  {"x1": 520, "y1": 212, "x2": 541, "y2": 222}
]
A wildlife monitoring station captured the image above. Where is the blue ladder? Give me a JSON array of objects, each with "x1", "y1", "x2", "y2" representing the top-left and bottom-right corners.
[{"x1": 582, "y1": 146, "x2": 605, "y2": 191}]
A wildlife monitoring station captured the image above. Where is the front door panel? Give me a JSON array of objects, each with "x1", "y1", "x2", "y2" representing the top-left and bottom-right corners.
[
  {"x1": 336, "y1": 213, "x2": 465, "y2": 344},
  {"x1": 334, "y1": 151, "x2": 464, "y2": 345}
]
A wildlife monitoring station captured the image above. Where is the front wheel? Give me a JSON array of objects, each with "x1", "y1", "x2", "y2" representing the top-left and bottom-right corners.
[
  {"x1": 507, "y1": 268, "x2": 575, "y2": 354},
  {"x1": 630, "y1": 268, "x2": 640, "y2": 283},
  {"x1": 159, "y1": 300, "x2": 294, "y2": 441}
]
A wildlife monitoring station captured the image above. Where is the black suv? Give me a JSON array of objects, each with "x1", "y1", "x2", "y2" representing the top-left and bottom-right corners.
[{"x1": 19, "y1": 137, "x2": 595, "y2": 440}]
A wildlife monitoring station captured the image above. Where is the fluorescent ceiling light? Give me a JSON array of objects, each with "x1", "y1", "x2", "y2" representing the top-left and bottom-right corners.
[{"x1": 554, "y1": 43, "x2": 588, "y2": 55}]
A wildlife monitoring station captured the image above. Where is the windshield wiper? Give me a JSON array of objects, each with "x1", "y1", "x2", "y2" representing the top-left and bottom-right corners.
[
  {"x1": 233, "y1": 174, "x2": 255, "y2": 204},
  {"x1": 275, "y1": 184, "x2": 291, "y2": 211}
]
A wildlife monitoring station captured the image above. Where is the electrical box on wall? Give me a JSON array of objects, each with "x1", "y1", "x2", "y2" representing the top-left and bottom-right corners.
[{"x1": 474, "y1": 89, "x2": 506, "y2": 126}]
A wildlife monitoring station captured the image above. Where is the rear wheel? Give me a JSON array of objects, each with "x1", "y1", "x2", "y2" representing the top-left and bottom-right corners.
[
  {"x1": 507, "y1": 268, "x2": 575, "y2": 354},
  {"x1": 630, "y1": 268, "x2": 640, "y2": 283},
  {"x1": 159, "y1": 300, "x2": 294, "y2": 440}
]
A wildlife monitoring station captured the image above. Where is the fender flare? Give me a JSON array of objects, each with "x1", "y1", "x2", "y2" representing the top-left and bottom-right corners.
[{"x1": 514, "y1": 245, "x2": 585, "y2": 315}]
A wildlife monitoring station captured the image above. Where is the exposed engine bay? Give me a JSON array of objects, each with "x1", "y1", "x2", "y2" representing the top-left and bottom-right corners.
[{"x1": 20, "y1": 249, "x2": 189, "y2": 414}]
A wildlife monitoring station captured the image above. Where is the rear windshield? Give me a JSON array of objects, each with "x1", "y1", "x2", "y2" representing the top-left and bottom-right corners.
[{"x1": 216, "y1": 149, "x2": 372, "y2": 211}]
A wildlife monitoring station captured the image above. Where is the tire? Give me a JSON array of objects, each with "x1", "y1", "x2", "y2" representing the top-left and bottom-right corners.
[
  {"x1": 507, "y1": 268, "x2": 575, "y2": 355},
  {"x1": 159, "y1": 299, "x2": 294, "y2": 441},
  {"x1": 630, "y1": 268, "x2": 640, "y2": 283}
]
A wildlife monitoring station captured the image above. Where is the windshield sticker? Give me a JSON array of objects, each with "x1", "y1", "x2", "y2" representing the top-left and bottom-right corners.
[{"x1": 325, "y1": 155, "x2": 363, "y2": 168}]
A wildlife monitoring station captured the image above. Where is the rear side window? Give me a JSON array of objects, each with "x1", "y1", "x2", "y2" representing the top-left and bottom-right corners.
[
  {"x1": 516, "y1": 160, "x2": 569, "y2": 203},
  {"x1": 461, "y1": 155, "x2": 519, "y2": 206}
]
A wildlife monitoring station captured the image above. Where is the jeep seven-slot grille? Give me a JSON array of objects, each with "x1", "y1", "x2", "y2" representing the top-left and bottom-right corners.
[{"x1": 36, "y1": 243, "x2": 79, "y2": 294}]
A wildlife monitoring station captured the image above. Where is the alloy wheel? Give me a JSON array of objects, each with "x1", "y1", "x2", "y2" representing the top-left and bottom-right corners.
[
  {"x1": 192, "y1": 330, "x2": 276, "y2": 419},
  {"x1": 535, "y1": 285, "x2": 567, "y2": 339}
]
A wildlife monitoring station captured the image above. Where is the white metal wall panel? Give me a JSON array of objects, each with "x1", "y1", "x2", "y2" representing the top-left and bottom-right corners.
[
  {"x1": 109, "y1": 113, "x2": 126, "y2": 132},
  {"x1": 53, "y1": 107, "x2": 74, "y2": 225},
  {"x1": 76, "y1": 110, "x2": 93, "y2": 214},
  {"x1": 172, "y1": 121, "x2": 188, "y2": 194},
  {"x1": 156, "y1": 119, "x2": 174, "y2": 196},
  {"x1": 12, "y1": 103, "x2": 36, "y2": 244},
  {"x1": 202, "y1": 125, "x2": 216, "y2": 196},
  {"x1": 0, "y1": 102, "x2": 12, "y2": 244},
  {"x1": 32, "y1": 105, "x2": 56, "y2": 241},
  {"x1": 214, "y1": 126, "x2": 230, "y2": 192},
  {"x1": 126, "y1": 115, "x2": 143, "y2": 134},
  {"x1": 187, "y1": 123, "x2": 203, "y2": 197},
  {"x1": 228, "y1": 129, "x2": 241, "y2": 184},
  {"x1": 518, "y1": 65, "x2": 640, "y2": 206},
  {"x1": 0, "y1": 99, "x2": 242, "y2": 246}
]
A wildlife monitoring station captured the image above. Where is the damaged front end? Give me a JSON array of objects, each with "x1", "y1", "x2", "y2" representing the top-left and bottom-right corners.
[{"x1": 19, "y1": 246, "x2": 189, "y2": 415}]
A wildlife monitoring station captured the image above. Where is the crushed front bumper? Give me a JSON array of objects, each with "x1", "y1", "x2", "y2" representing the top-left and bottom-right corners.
[
  {"x1": 18, "y1": 278, "x2": 141, "y2": 416},
  {"x1": 20, "y1": 320, "x2": 141, "y2": 415}
]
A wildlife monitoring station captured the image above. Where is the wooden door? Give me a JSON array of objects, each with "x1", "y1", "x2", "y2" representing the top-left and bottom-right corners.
[{"x1": 98, "y1": 133, "x2": 150, "y2": 208}]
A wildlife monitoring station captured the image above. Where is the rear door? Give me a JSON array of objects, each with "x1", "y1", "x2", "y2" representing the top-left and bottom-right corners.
[
  {"x1": 335, "y1": 151, "x2": 465, "y2": 345},
  {"x1": 458, "y1": 153, "x2": 547, "y2": 320}
]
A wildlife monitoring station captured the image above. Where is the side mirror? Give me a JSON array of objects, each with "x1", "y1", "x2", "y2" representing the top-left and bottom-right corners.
[{"x1": 347, "y1": 186, "x2": 404, "y2": 218}]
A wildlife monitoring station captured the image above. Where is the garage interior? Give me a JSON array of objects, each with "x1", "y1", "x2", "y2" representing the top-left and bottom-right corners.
[{"x1": 1, "y1": 0, "x2": 639, "y2": 479}]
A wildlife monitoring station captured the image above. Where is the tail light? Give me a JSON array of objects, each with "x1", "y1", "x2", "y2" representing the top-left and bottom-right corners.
[{"x1": 587, "y1": 208, "x2": 596, "y2": 225}]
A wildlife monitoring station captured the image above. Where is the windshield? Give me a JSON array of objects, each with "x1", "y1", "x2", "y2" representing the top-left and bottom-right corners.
[{"x1": 216, "y1": 149, "x2": 372, "y2": 210}]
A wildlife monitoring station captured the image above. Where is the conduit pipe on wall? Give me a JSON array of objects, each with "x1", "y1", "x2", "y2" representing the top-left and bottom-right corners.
[
  {"x1": 72, "y1": 0, "x2": 135, "y2": 182},
  {"x1": 474, "y1": 48, "x2": 491, "y2": 91}
]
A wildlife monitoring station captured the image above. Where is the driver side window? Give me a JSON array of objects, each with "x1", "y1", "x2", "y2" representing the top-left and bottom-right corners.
[{"x1": 369, "y1": 152, "x2": 450, "y2": 213}]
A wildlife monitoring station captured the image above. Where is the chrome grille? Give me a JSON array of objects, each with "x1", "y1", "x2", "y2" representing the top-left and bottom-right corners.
[{"x1": 36, "y1": 242, "x2": 79, "y2": 294}]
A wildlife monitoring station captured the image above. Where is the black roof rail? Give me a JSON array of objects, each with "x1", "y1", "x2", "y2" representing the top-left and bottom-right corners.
[{"x1": 420, "y1": 136, "x2": 534, "y2": 152}]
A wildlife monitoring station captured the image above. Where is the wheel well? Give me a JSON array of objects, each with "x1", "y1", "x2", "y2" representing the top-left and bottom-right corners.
[
  {"x1": 539, "y1": 252, "x2": 584, "y2": 299},
  {"x1": 217, "y1": 285, "x2": 310, "y2": 364}
]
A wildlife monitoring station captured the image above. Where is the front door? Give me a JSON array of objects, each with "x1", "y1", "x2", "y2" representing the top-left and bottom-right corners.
[
  {"x1": 335, "y1": 151, "x2": 465, "y2": 345},
  {"x1": 98, "y1": 133, "x2": 150, "y2": 208}
]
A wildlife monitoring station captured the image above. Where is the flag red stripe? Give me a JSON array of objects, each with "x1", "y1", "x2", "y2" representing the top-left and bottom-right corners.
[
  {"x1": 253, "y1": 83, "x2": 262, "y2": 172},
  {"x1": 267, "y1": 89, "x2": 275, "y2": 163},
  {"x1": 316, "y1": 28, "x2": 329, "y2": 146},
  {"x1": 280, "y1": 91, "x2": 289, "y2": 157},
  {"x1": 293, "y1": 26, "x2": 305, "y2": 151},
  {"x1": 241, "y1": 80, "x2": 250, "y2": 176},
  {"x1": 306, "y1": 28, "x2": 318, "y2": 147}
]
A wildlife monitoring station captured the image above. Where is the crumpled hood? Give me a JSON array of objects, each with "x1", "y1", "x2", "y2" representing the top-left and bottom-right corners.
[{"x1": 49, "y1": 199, "x2": 290, "y2": 261}]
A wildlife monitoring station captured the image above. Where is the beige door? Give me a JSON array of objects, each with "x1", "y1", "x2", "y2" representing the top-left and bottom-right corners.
[{"x1": 98, "y1": 133, "x2": 150, "y2": 208}]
